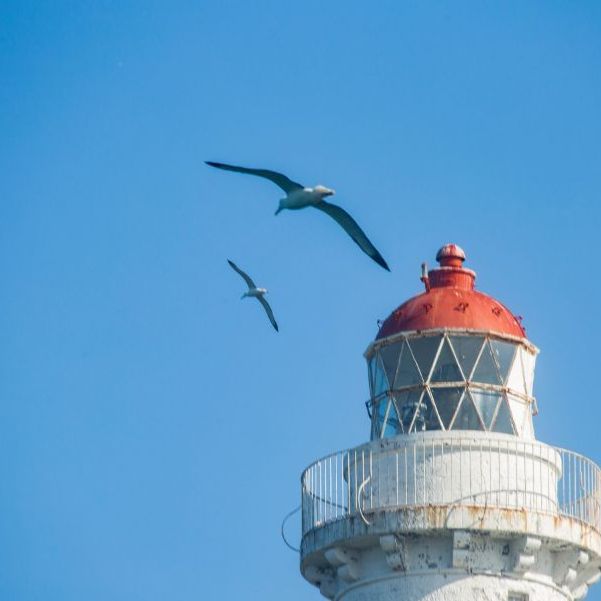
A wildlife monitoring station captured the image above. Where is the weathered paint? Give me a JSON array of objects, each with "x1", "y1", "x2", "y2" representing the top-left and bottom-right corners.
[
  {"x1": 301, "y1": 504, "x2": 601, "y2": 600},
  {"x1": 299, "y1": 244, "x2": 601, "y2": 600}
]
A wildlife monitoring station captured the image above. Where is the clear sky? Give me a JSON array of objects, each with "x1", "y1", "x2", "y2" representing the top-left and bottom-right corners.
[{"x1": 1, "y1": 2, "x2": 601, "y2": 600}]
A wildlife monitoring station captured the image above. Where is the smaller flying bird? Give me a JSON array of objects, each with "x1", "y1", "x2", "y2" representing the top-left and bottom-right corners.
[
  {"x1": 227, "y1": 259, "x2": 279, "y2": 332},
  {"x1": 206, "y1": 161, "x2": 390, "y2": 271}
]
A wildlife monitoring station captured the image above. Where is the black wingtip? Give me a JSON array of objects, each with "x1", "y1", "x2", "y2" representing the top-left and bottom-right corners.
[
  {"x1": 374, "y1": 255, "x2": 391, "y2": 271},
  {"x1": 206, "y1": 160, "x2": 230, "y2": 170}
]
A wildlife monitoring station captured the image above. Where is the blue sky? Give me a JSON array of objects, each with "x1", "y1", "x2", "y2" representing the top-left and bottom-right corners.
[{"x1": 1, "y1": 2, "x2": 601, "y2": 599}]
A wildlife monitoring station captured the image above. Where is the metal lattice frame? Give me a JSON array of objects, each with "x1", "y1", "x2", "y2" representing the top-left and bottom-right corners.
[{"x1": 364, "y1": 329, "x2": 538, "y2": 439}]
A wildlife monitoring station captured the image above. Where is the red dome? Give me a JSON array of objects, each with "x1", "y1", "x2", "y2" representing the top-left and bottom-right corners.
[{"x1": 377, "y1": 244, "x2": 525, "y2": 340}]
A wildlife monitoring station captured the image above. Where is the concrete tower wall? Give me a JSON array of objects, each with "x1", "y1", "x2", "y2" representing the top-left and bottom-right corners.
[{"x1": 348, "y1": 432, "x2": 561, "y2": 516}]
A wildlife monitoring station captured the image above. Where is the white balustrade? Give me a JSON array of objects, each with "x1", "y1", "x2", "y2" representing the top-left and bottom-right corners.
[{"x1": 301, "y1": 433, "x2": 601, "y2": 536}]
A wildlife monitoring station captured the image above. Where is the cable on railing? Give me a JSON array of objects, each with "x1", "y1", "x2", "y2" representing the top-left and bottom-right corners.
[
  {"x1": 358, "y1": 475, "x2": 372, "y2": 526},
  {"x1": 281, "y1": 505, "x2": 301, "y2": 553}
]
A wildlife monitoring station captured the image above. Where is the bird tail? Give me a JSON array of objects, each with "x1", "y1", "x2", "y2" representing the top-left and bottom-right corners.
[{"x1": 275, "y1": 202, "x2": 284, "y2": 216}]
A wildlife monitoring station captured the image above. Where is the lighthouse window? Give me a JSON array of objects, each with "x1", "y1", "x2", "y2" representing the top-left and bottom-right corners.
[
  {"x1": 394, "y1": 389, "x2": 425, "y2": 433},
  {"x1": 407, "y1": 335, "x2": 442, "y2": 381},
  {"x1": 373, "y1": 357, "x2": 388, "y2": 398},
  {"x1": 491, "y1": 398, "x2": 515, "y2": 435},
  {"x1": 406, "y1": 391, "x2": 441, "y2": 433},
  {"x1": 380, "y1": 341, "x2": 403, "y2": 387},
  {"x1": 430, "y1": 338, "x2": 463, "y2": 382},
  {"x1": 471, "y1": 341, "x2": 503, "y2": 385},
  {"x1": 371, "y1": 396, "x2": 391, "y2": 438},
  {"x1": 431, "y1": 387, "x2": 464, "y2": 429},
  {"x1": 370, "y1": 398, "x2": 384, "y2": 438},
  {"x1": 368, "y1": 333, "x2": 533, "y2": 439},
  {"x1": 490, "y1": 339, "x2": 516, "y2": 384},
  {"x1": 451, "y1": 395, "x2": 484, "y2": 430},
  {"x1": 470, "y1": 389, "x2": 502, "y2": 429},
  {"x1": 375, "y1": 396, "x2": 400, "y2": 438},
  {"x1": 450, "y1": 335, "x2": 483, "y2": 379},
  {"x1": 394, "y1": 341, "x2": 422, "y2": 387},
  {"x1": 415, "y1": 391, "x2": 443, "y2": 432}
]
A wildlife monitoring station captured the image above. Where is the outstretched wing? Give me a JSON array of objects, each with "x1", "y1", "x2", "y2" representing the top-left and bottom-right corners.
[
  {"x1": 257, "y1": 296, "x2": 279, "y2": 332},
  {"x1": 206, "y1": 161, "x2": 303, "y2": 194},
  {"x1": 314, "y1": 201, "x2": 390, "y2": 271},
  {"x1": 227, "y1": 259, "x2": 256, "y2": 289}
]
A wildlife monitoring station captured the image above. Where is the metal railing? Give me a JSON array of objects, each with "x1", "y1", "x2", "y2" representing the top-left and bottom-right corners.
[{"x1": 301, "y1": 436, "x2": 601, "y2": 536}]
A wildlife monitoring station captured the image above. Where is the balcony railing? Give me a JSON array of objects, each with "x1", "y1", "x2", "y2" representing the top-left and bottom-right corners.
[{"x1": 301, "y1": 435, "x2": 601, "y2": 536}]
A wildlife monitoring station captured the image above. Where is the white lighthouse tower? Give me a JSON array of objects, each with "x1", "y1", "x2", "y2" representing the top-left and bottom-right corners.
[{"x1": 300, "y1": 244, "x2": 601, "y2": 601}]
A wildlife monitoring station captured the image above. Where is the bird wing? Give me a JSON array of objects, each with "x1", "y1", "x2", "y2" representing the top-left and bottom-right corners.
[
  {"x1": 227, "y1": 259, "x2": 256, "y2": 289},
  {"x1": 313, "y1": 201, "x2": 390, "y2": 271},
  {"x1": 257, "y1": 295, "x2": 279, "y2": 332},
  {"x1": 206, "y1": 161, "x2": 303, "y2": 194}
]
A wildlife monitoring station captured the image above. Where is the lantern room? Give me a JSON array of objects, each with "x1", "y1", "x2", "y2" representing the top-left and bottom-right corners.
[{"x1": 365, "y1": 244, "x2": 538, "y2": 440}]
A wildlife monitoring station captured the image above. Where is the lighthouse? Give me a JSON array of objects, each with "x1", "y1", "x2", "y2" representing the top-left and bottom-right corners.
[{"x1": 299, "y1": 244, "x2": 601, "y2": 601}]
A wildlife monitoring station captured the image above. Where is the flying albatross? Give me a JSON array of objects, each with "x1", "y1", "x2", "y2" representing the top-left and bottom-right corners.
[
  {"x1": 227, "y1": 259, "x2": 279, "y2": 332},
  {"x1": 207, "y1": 161, "x2": 390, "y2": 271}
]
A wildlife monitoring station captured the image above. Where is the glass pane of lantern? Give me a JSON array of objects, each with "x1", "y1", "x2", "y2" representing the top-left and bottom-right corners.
[
  {"x1": 371, "y1": 398, "x2": 385, "y2": 439},
  {"x1": 373, "y1": 397, "x2": 389, "y2": 438},
  {"x1": 373, "y1": 355, "x2": 389, "y2": 397},
  {"x1": 407, "y1": 335, "x2": 442, "y2": 382},
  {"x1": 431, "y1": 386, "x2": 464, "y2": 429},
  {"x1": 449, "y1": 335, "x2": 484, "y2": 379},
  {"x1": 506, "y1": 347, "x2": 526, "y2": 395},
  {"x1": 394, "y1": 341, "x2": 422, "y2": 388},
  {"x1": 491, "y1": 397, "x2": 515, "y2": 434},
  {"x1": 410, "y1": 390, "x2": 442, "y2": 432},
  {"x1": 379, "y1": 342, "x2": 402, "y2": 387},
  {"x1": 472, "y1": 340, "x2": 502, "y2": 385},
  {"x1": 368, "y1": 356, "x2": 377, "y2": 393},
  {"x1": 522, "y1": 349, "x2": 536, "y2": 396},
  {"x1": 394, "y1": 389, "x2": 423, "y2": 433},
  {"x1": 431, "y1": 338, "x2": 463, "y2": 383},
  {"x1": 382, "y1": 397, "x2": 400, "y2": 438},
  {"x1": 490, "y1": 339, "x2": 516, "y2": 384},
  {"x1": 451, "y1": 395, "x2": 484, "y2": 431},
  {"x1": 469, "y1": 389, "x2": 502, "y2": 429}
]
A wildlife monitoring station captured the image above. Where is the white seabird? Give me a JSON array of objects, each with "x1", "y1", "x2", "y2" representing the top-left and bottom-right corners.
[
  {"x1": 207, "y1": 161, "x2": 390, "y2": 271},
  {"x1": 227, "y1": 259, "x2": 279, "y2": 332}
]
